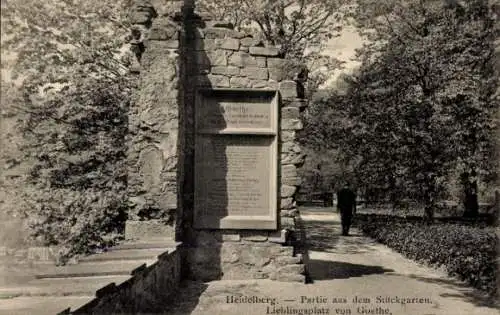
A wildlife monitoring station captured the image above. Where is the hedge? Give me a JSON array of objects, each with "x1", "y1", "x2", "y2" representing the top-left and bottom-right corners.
[{"x1": 353, "y1": 214, "x2": 497, "y2": 297}]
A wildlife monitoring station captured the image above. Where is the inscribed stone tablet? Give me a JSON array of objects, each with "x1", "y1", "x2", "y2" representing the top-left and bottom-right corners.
[
  {"x1": 195, "y1": 135, "x2": 273, "y2": 219},
  {"x1": 196, "y1": 90, "x2": 277, "y2": 133}
]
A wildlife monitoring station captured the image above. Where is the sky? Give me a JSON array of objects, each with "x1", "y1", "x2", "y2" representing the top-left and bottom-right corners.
[{"x1": 320, "y1": 25, "x2": 365, "y2": 88}]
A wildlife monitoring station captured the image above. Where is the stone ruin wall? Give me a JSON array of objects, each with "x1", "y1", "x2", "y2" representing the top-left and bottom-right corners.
[
  {"x1": 181, "y1": 15, "x2": 308, "y2": 282},
  {"x1": 126, "y1": 0, "x2": 309, "y2": 282},
  {"x1": 126, "y1": 0, "x2": 185, "y2": 239}
]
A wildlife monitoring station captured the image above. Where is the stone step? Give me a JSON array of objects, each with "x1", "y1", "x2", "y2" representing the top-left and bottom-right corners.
[
  {"x1": 35, "y1": 259, "x2": 156, "y2": 279},
  {"x1": 0, "y1": 296, "x2": 93, "y2": 315},
  {"x1": 113, "y1": 238, "x2": 179, "y2": 250},
  {"x1": 0, "y1": 275, "x2": 132, "y2": 297},
  {"x1": 77, "y1": 247, "x2": 170, "y2": 262}
]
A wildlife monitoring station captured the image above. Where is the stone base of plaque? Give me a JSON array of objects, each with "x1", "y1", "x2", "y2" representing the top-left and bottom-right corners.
[
  {"x1": 185, "y1": 230, "x2": 306, "y2": 283},
  {"x1": 125, "y1": 220, "x2": 175, "y2": 240}
]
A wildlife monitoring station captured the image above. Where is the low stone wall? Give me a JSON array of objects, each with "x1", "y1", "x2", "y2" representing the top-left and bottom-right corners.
[{"x1": 66, "y1": 247, "x2": 181, "y2": 314}]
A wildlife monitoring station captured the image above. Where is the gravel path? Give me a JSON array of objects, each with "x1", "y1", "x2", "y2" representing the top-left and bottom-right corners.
[{"x1": 163, "y1": 208, "x2": 498, "y2": 315}]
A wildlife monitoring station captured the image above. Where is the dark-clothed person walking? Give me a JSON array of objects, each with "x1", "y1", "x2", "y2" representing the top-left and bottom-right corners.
[{"x1": 337, "y1": 184, "x2": 356, "y2": 236}]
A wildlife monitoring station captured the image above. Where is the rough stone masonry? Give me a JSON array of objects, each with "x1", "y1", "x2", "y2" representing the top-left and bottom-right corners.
[{"x1": 127, "y1": 0, "x2": 309, "y2": 282}]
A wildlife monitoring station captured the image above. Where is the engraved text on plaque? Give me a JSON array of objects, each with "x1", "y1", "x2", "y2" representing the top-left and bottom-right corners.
[{"x1": 194, "y1": 89, "x2": 278, "y2": 229}]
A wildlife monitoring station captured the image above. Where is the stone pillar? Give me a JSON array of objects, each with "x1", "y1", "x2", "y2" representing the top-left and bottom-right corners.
[
  {"x1": 179, "y1": 9, "x2": 308, "y2": 281},
  {"x1": 126, "y1": 0, "x2": 309, "y2": 282},
  {"x1": 126, "y1": 0, "x2": 184, "y2": 240}
]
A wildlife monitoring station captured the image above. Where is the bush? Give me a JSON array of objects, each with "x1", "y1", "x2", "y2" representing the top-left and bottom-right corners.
[
  {"x1": 354, "y1": 214, "x2": 497, "y2": 297},
  {"x1": 21, "y1": 77, "x2": 131, "y2": 263}
]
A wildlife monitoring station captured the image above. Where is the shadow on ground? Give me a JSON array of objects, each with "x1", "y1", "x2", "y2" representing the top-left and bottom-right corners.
[
  {"x1": 403, "y1": 274, "x2": 499, "y2": 309},
  {"x1": 303, "y1": 220, "x2": 379, "y2": 253},
  {"x1": 159, "y1": 280, "x2": 209, "y2": 315},
  {"x1": 307, "y1": 260, "x2": 394, "y2": 281}
]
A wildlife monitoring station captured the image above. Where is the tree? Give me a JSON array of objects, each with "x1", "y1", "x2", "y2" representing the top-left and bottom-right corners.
[
  {"x1": 1, "y1": 0, "x2": 135, "y2": 261},
  {"x1": 21, "y1": 77, "x2": 131, "y2": 262},
  {"x1": 1, "y1": 0, "x2": 133, "y2": 93},
  {"x1": 304, "y1": 0, "x2": 498, "y2": 219}
]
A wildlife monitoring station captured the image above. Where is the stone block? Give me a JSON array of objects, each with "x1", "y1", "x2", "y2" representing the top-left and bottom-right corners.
[
  {"x1": 281, "y1": 118, "x2": 303, "y2": 130},
  {"x1": 249, "y1": 46, "x2": 280, "y2": 56},
  {"x1": 197, "y1": 74, "x2": 230, "y2": 87},
  {"x1": 204, "y1": 27, "x2": 231, "y2": 38},
  {"x1": 251, "y1": 80, "x2": 270, "y2": 88},
  {"x1": 207, "y1": 51, "x2": 228, "y2": 66},
  {"x1": 211, "y1": 66, "x2": 240, "y2": 76},
  {"x1": 194, "y1": 38, "x2": 216, "y2": 50},
  {"x1": 240, "y1": 37, "x2": 261, "y2": 46},
  {"x1": 280, "y1": 217, "x2": 295, "y2": 229},
  {"x1": 218, "y1": 38, "x2": 240, "y2": 50},
  {"x1": 281, "y1": 164, "x2": 297, "y2": 178},
  {"x1": 283, "y1": 99, "x2": 308, "y2": 109},
  {"x1": 222, "y1": 233, "x2": 241, "y2": 242},
  {"x1": 267, "y1": 80, "x2": 279, "y2": 90},
  {"x1": 267, "y1": 58, "x2": 286, "y2": 68},
  {"x1": 280, "y1": 131, "x2": 295, "y2": 142},
  {"x1": 281, "y1": 152, "x2": 306, "y2": 166},
  {"x1": 281, "y1": 185, "x2": 296, "y2": 198},
  {"x1": 281, "y1": 208, "x2": 299, "y2": 216},
  {"x1": 280, "y1": 198, "x2": 295, "y2": 210},
  {"x1": 125, "y1": 220, "x2": 175, "y2": 240},
  {"x1": 194, "y1": 51, "x2": 227, "y2": 66},
  {"x1": 228, "y1": 52, "x2": 257, "y2": 67},
  {"x1": 240, "y1": 247, "x2": 272, "y2": 266},
  {"x1": 276, "y1": 273, "x2": 305, "y2": 283},
  {"x1": 230, "y1": 77, "x2": 251, "y2": 88},
  {"x1": 269, "y1": 68, "x2": 286, "y2": 81},
  {"x1": 256, "y1": 57, "x2": 267, "y2": 67},
  {"x1": 279, "y1": 81, "x2": 298, "y2": 99},
  {"x1": 221, "y1": 246, "x2": 240, "y2": 263},
  {"x1": 282, "y1": 175, "x2": 302, "y2": 186},
  {"x1": 278, "y1": 264, "x2": 305, "y2": 275},
  {"x1": 163, "y1": 40, "x2": 179, "y2": 49},
  {"x1": 281, "y1": 107, "x2": 300, "y2": 119},
  {"x1": 240, "y1": 67, "x2": 268, "y2": 80},
  {"x1": 275, "y1": 255, "x2": 302, "y2": 266},
  {"x1": 205, "y1": 27, "x2": 244, "y2": 39},
  {"x1": 281, "y1": 141, "x2": 301, "y2": 153},
  {"x1": 241, "y1": 234, "x2": 268, "y2": 242},
  {"x1": 268, "y1": 229, "x2": 288, "y2": 244}
]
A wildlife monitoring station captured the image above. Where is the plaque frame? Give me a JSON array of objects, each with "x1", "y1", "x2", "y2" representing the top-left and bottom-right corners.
[{"x1": 194, "y1": 89, "x2": 279, "y2": 230}]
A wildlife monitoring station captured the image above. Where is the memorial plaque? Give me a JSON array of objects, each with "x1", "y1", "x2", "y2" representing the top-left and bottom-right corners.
[
  {"x1": 194, "y1": 89, "x2": 278, "y2": 229},
  {"x1": 196, "y1": 89, "x2": 277, "y2": 134}
]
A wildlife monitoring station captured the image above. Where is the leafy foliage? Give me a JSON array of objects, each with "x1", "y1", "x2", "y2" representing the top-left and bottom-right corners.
[
  {"x1": 21, "y1": 78, "x2": 132, "y2": 263},
  {"x1": 1, "y1": 0, "x2": 133, "y2": 92},
  {"x1": 302, "y1": 0, "x2": 498, "y2": 217},
  {"x1": 355, "y1": 214, "x2": 498, "y2": 297},
  {"x1": 2, "y1": 0, "x2": 135, "y2": 261}
]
